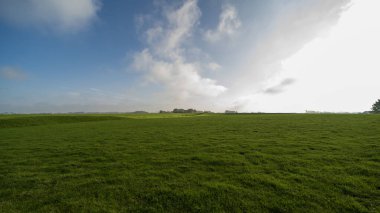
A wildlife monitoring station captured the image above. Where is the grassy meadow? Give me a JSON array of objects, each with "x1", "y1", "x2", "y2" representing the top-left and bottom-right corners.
[{"x1": 0, "y1": 113, "x2": 379, "y2": 212}]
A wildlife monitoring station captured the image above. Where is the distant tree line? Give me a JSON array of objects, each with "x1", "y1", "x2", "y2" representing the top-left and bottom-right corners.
[
  {"x1": 159, "y1": 108, "x2": 240, "y2": 114},
  {"x1": 225, "y1": 110, "x2": 238, "y2": 114},
  {"x1": 173, "y1": 108, "x2": 197, "y2": 113},
  {"x1": 159, "y1": 109, "x2": 212, "y2": 113}
]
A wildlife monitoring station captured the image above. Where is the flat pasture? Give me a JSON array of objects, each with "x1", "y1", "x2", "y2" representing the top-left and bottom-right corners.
[{"x1": 0, "y1": 113, "x2": 379, "y2": 212}]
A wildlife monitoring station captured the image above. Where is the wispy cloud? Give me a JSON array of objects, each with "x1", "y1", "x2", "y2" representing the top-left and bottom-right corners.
[
  {"x1": 67, "y1": 91, "x2": 81, "y2": 97},
  {"x1": 0, "y1": 0, "x2": 101, "y2": 33},
  {"x1": 204, "y1": 4, "x2": 241, "y2": 43},
  {"x1": 133, "y1": 0, "x2": 226, "y2": 101},
  {"x1": 0, "y1": 66, "x2": 27, "y2": 80},
  {"x1": 207, "y1": 62, "x2": 221, "y2": 71},
  {"x1": 264, "y1": 78, "x2": 296, "y2": 94}
]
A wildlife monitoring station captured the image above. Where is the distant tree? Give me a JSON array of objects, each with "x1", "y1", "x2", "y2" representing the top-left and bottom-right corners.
[
  {"x1": 173, "y1": 108, "x2": 185, "y2": 113},
  {"x1": 172, "y1": 108, "x2": 197, "y2": 113},
  {"x1": 133, "y1": 111, "x2": 148, "y2": 114},
  {"x1": 184, "y1": 108, "x2": 196, "y2": 113},
  {"x1": 372, "y1": 99, "x2": 380, "y2": 113}
]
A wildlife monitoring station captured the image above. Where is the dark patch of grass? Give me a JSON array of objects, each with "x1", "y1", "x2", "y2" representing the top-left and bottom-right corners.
[
  {"x1": 0, "y1": 114, "x2": 379, "y2": 212},
  {"x1": 0, "y1": 115, "x2": 125, "y2": 128}
]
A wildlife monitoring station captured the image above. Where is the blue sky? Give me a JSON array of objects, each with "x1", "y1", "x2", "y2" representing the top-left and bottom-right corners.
[{"x1": 1, "y1": 0, "x2": 379, "y2": 113}]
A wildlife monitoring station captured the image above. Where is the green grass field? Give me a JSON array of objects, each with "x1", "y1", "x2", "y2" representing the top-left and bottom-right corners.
[{"x1": 0, "y1": 113, "x2": 379, "y2": 212}]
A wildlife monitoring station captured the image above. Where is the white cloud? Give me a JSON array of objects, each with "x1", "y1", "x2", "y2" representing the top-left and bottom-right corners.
[
  {"x1": 204, "y1": 4, "x2": 241, "y2": 42},
  {"x1": 222, "y1": 0, "x2": 352, "y2": 111},
  {"x1": 164, "y1": 0, "x2": 201, "y2": 55},
  {"x1": 0, "y1": 66, "x2": 27, "y2": 80},
  {"x1": 277, "y1": 0, "x2": 380, "y2": 112},
  {"x1": 133, "y1": 0, "x2": 226, "y2": 101},
  {"x1": 208, "y1": 62, "x2": 221, "y2": 71},
  {"x1": 220, "y1": 0, "x2": 380, "y2": 113},
  {"x1": 0, "y1": 0, "x2": 101, "y2": 32},
  {"x1": 131, "y1": 0, "x2": 352, "y2": 112},
  {"x1": 133, "y1": 50, "x2": 226, "y2": 99}
]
